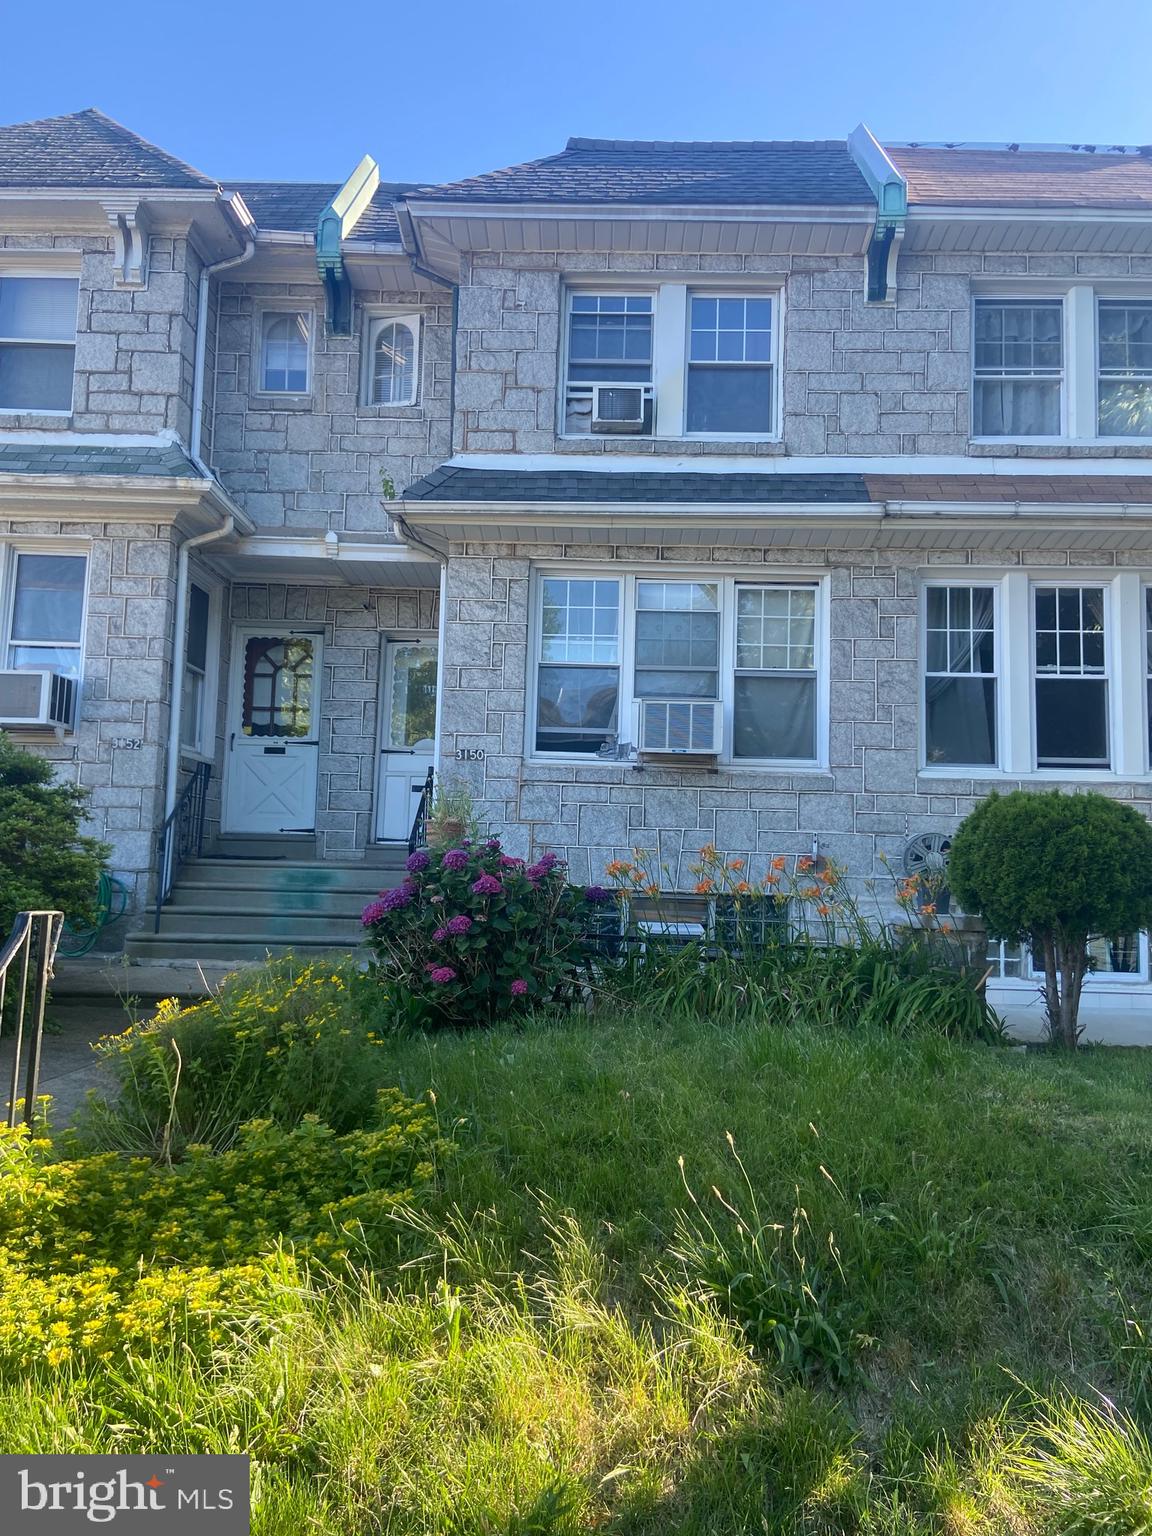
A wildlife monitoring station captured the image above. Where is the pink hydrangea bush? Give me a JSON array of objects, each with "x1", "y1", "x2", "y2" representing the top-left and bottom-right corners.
[{"x1": 362, "y1": 840, "x2": 594, "y2": 1026}]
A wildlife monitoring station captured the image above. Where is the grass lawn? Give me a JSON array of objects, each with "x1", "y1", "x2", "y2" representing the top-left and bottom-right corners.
[{"x1": 8, "y1": 1003, "x2": 1152, "y2": 1532}]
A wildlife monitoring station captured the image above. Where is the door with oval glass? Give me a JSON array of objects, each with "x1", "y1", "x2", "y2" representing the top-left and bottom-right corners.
[
  {"x1": 376, "y1": 638, "x2": 438, "y2": 842},
  {"x1": 223, "y1": 628, "x2": 322, "y2": 835}
]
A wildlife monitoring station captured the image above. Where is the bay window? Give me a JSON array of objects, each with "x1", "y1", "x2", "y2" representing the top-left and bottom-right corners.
[
  {"x1": 0, "y1": 275, "x2": 79, "y2": 412},
  {"x1": 1034, "y1": 585, "x2": 1109, "y2": 769},
  {"x1": 1098, "y1": 300, "x2": 1152, "y2": 437},
  {"x1": 973, "y1": 298, "x2": 1063, "y2": 437},
  {"x1": 924, "y1": 586, "x2": 997, "y2": 766},
  {"x1": 533, "y1": 573, "x2": 823, "y2": 763}
]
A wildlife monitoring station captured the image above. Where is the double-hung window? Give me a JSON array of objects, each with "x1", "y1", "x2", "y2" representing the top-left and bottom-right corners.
[
  {"x1": 924, "y1": 586, "x2": 998, "y2": 766},
  {"x1": 259, "y1": 311, "x2": 310, "y2": 394},
  {"x1": 973, "y1": 298, "x2": 1063, "y2": 437},
  {"x1": 535, "y1": 577, "x2": 621, "y2": 754},
  {"x1": 1098, "y1": 300, "x2": 1152, "y2": 437},
  {"x1": 7, "y1": 553, "x2": 87, "y2": 679},
  {"x1": 533, "y1": 574, "x2": 822, "y2": 763},
  {"x1": 634, "y1": 582, "x2": 719, "y2": 699},
  {"x1": 1034, "y1": 585, "x2": 1109, "y2": 769},
  {"x1": 180, "y1": 583, "x2": 212, "y2": 755},
  {"x1": 564, "y1": 294, "x2": 653, "y2": 434},
  {"x1": 733, "y1": 586, "x2": 817, "y2": 759},
  {"x1": 0, "y1": 275, "x2": 79, "y2": 412},
  {"x1": 686, "y1": 295, "x2": 774, "y2": 434}
]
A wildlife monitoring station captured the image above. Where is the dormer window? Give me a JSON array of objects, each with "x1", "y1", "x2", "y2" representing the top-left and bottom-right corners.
[
  {"x1": 0, "y1": 275, "x2": 79, "y2": 413},
  {"x1": 366, "y1": 315, "x2": 419, "y2": 405}
]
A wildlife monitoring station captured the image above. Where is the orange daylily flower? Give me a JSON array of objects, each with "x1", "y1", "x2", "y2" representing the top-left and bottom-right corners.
[
  {"x1": 695, "y1": 879, "x2": 715, "y2": 895},
  {"x1": 645, "y1": 882, "x2": 660, "y2": 897},
  {"x1": 763, "y1": 873, "x2": 779, "y2": 885},
  {"x1": 729, "y1": 859, "x2": 745, "y2": 872},
  {"x1": 771, "y1": 856, "x2": 786, "y2": 872},
  {"x1": 735, "y1": 881, "x2": 752, "y2": 894},
  {"x1": 817, "y1": 903, "x2": 831, "y2": 916},
  {"x1": 797, "y1": 856, "x2": 814, "y2": 871}
]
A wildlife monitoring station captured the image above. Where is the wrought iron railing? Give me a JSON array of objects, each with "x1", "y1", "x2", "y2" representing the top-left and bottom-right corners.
[
  {"x1": 0, "y1": 910, "x2": 63, "y2": 1128},
  {"x1": 409, "y1": 767, "x2": 434, "y2": 854},
  {"x1": 154, "y1": 761, "x2": 211, "y2": 931}
]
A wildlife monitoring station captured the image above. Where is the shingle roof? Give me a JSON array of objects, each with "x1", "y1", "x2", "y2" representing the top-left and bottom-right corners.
[
  {"x1": 414, "y1": 137, "x2": 872, "y2": 208},
  {"x1": 888, "y1": 144, "x2": 1152, "y2": 208},
  {"x1": 0, "y1": 443, "x2": 204, "y2": 478},
  {"x1": 403, "y1": 466, "x2": 871, "y2": 503},
  {"x1": 0, "y1": 108, "x2": 215, "y2": 190},
  {"x1": 228, "y1": 180, "x2": 417, "y2": 240},
  {"x1": 865, "y1": 474, "x2": 1152, "y2": 504}
]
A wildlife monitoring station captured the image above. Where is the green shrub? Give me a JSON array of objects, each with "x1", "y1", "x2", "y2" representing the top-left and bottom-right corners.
[
  {"x1": 949, "y1": 789, "x2": 1152, "y2": 1047},
  {"x1": 79, "y1": 957, "x2": 398, "y2": 1155},
  {"x1": 0, "y1": 732, "x2": 108, "y2": 935},
  {"x1": 362, "y1": 839, "x2": 597, "y2": 1027}
]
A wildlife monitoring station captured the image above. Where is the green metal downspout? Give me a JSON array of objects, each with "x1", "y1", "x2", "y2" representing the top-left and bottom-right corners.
[
  {"x1": 316, "y1": 153, "x2": 380, "y2": 334},
  {"x1": 847, "y1": 125, "x2": 908, "y2": 304}
]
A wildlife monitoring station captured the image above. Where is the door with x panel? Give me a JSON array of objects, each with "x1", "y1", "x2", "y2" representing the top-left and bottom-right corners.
[{"x1": 224, "y1": 629, "x2": 322, "y2": 835}]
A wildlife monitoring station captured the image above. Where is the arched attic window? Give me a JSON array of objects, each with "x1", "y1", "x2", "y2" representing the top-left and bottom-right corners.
[{"x1": 367, "y1": 314, "x2": 420, "y2": 405}]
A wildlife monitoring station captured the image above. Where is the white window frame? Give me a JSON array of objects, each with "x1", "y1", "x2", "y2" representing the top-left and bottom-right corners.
[
  {"x1": 255, "y1": 306, "x2": 314, "y2": 398},
  {"x1": 1031, "y1": 579, "x2": 1112, "y2": 772},
  {"x1": 1097, "y1": 296, "x2": 1152, "y2": 439},
  {"x1": 970, "y1": 281, "x2": 1152, "y2": 444},
  {"x1": 527, "y1": 566, "x2": 828, "y2": 768},
  {"x1": 0, "y1": 265, "x2": 81, "y2": 417},
  {"x1": 970, "y1": 293, "x2": 1066, "y2": 443},
  {"x1": 361, "y1": 312, "x2": 421, "y2": 407},
  {"x1": 179, "y1": 576, "x2": 221, "y2": 760},
  {"x1": 919, "y1": 568, "x2": 1149, "y2": 781},
  {"x1": 920, "y1": 580, "x2": 1002, "y2": 771},
  {"x1": 988, "y1": 933, "x2": 1150, "y2": 989},
  {"x1": 559, "y1": 281, "x2": 782, "y2": 443},
  {"x1": 0, "y1": 542, "x2": 90, "y2": 713}
]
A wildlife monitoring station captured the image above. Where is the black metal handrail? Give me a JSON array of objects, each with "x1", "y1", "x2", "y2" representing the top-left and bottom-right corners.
[
  {"x1": 408, "y1": 767, "x2": 434, "y2": 854},
  {"x1": 154, "y1": 761, "x2": 211, "y2": 931},
  {"x1": 0, "y1": 911, "x2": 63, "y2": 1128}
]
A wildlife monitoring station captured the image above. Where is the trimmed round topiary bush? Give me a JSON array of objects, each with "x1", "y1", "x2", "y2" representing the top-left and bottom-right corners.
[
  {"x1": 948, "y1": 789, "x2": 1152, "y2": 1047},
  {"x1": 362, "y1": 839, "x2": 602, "y2": 1026}
]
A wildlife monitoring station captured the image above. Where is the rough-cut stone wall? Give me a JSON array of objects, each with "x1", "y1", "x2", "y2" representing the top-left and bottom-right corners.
[
  {"x1": 0, "y1": 233, "x2": 201, "y2": 439},
  {"x1": 0, "y1": 515, "x2": 178, "y2": 912},
  {"x1": 227, "y1": 582, "x2": 439, "y2": 859},
  {"x1": 437, "y1": 541, "x2": 1152, "y2": 892},
  {"x1": 210, "y1": 283, "x2": 454, "y2": 532},
  {"x1": 452, "y1": 249, "x2": 1152, "y2": 460}
]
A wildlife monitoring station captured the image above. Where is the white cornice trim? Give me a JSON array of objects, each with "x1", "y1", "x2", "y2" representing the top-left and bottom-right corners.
[
  {"x1": 908, "y1": 204, "x2": 1152, "y2": 224},
  {"x1": 405, "y1": 200, "x2": 876, "y2": 225},
  {"x1": 445, "y1": 451, "x2": 1152, "y2": 477}
]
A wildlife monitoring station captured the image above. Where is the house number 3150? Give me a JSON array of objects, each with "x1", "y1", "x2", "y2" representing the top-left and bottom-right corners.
[{"x1": 455, "y1": 747, "x2": 486, "y2": 762}]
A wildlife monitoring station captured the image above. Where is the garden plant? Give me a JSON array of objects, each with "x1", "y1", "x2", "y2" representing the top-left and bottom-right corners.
[{"x1": 948, "y1": 787, "x2": 1152, "y2": 1047}]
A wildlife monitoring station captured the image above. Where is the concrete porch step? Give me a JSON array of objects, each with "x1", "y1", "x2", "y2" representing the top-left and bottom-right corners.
[
  {"x1": 147, "y1": 906, "x2": 368, "y2": 941},
  {"x1": 123, "y1": 933, "x2": 360, "y2": 963},
  {"x1": 166, "y1": 886, "x2": 376, "y2": 916},
  {"x1": 181, "y1": 858, "x2": 404, "y2": 894}
]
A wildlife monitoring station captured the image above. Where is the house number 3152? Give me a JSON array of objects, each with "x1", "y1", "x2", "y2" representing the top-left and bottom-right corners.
[{"x1": 455, "y1": 747, "x2": 486, "y2": 762}]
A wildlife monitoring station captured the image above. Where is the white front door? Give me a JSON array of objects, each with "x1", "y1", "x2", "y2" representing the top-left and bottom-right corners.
[
  {"x1": 376, "y1": 638, "x2": 438, "y2": 842},
  {"x1": 223, "y1": 628, "x2": 322, "y2": 835}
]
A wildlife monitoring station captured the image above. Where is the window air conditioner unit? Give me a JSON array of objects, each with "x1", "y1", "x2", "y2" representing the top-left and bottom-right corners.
[
  {"x1": 638, "y1": 698, "x2": 722, "y2": 756},
  {"x1": 0, "y1": 670, "x2": 76, "y2": 728},
  {"x1": 591, "y1": 384, "x2": 647, "y2": 433}
]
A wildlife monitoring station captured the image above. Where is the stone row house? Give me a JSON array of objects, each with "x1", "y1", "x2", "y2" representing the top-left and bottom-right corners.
[{"x1": 3, "y1": 107, "x2": 1152, "y2": 1023}]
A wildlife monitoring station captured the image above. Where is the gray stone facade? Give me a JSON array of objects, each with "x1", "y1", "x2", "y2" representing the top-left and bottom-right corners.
[
  {"x1": 438, "y1": 540, "x2": 1152, "y2": 895},
  {"x1": 1, "y1": 513, "x2": 178, "y2": 908},
  {"x1": 225, "y1": 581, "x2": 438, "y2": 860},
  {"x1": 210, "y1": 282, "x2": 453, "y2": 532},
  {"x1": 452, "y1": 248, "x2": 1152, "y2": 459},
  {"x1": 0, "y1": 233, "x2": 201, "y2": 440}
]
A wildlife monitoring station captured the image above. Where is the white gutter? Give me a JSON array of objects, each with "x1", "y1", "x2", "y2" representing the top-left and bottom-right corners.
[
  {"x1": 163, "y1": 514, "x2": 236, "y2": 822},
  {"x1": 190, "y1": 201, "x2": 256, "y2": 470}
]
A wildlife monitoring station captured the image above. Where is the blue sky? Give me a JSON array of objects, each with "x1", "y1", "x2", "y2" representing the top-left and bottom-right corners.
[{"x1": 4, "y1": 0, "x2": 1148, "y2": 186}]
